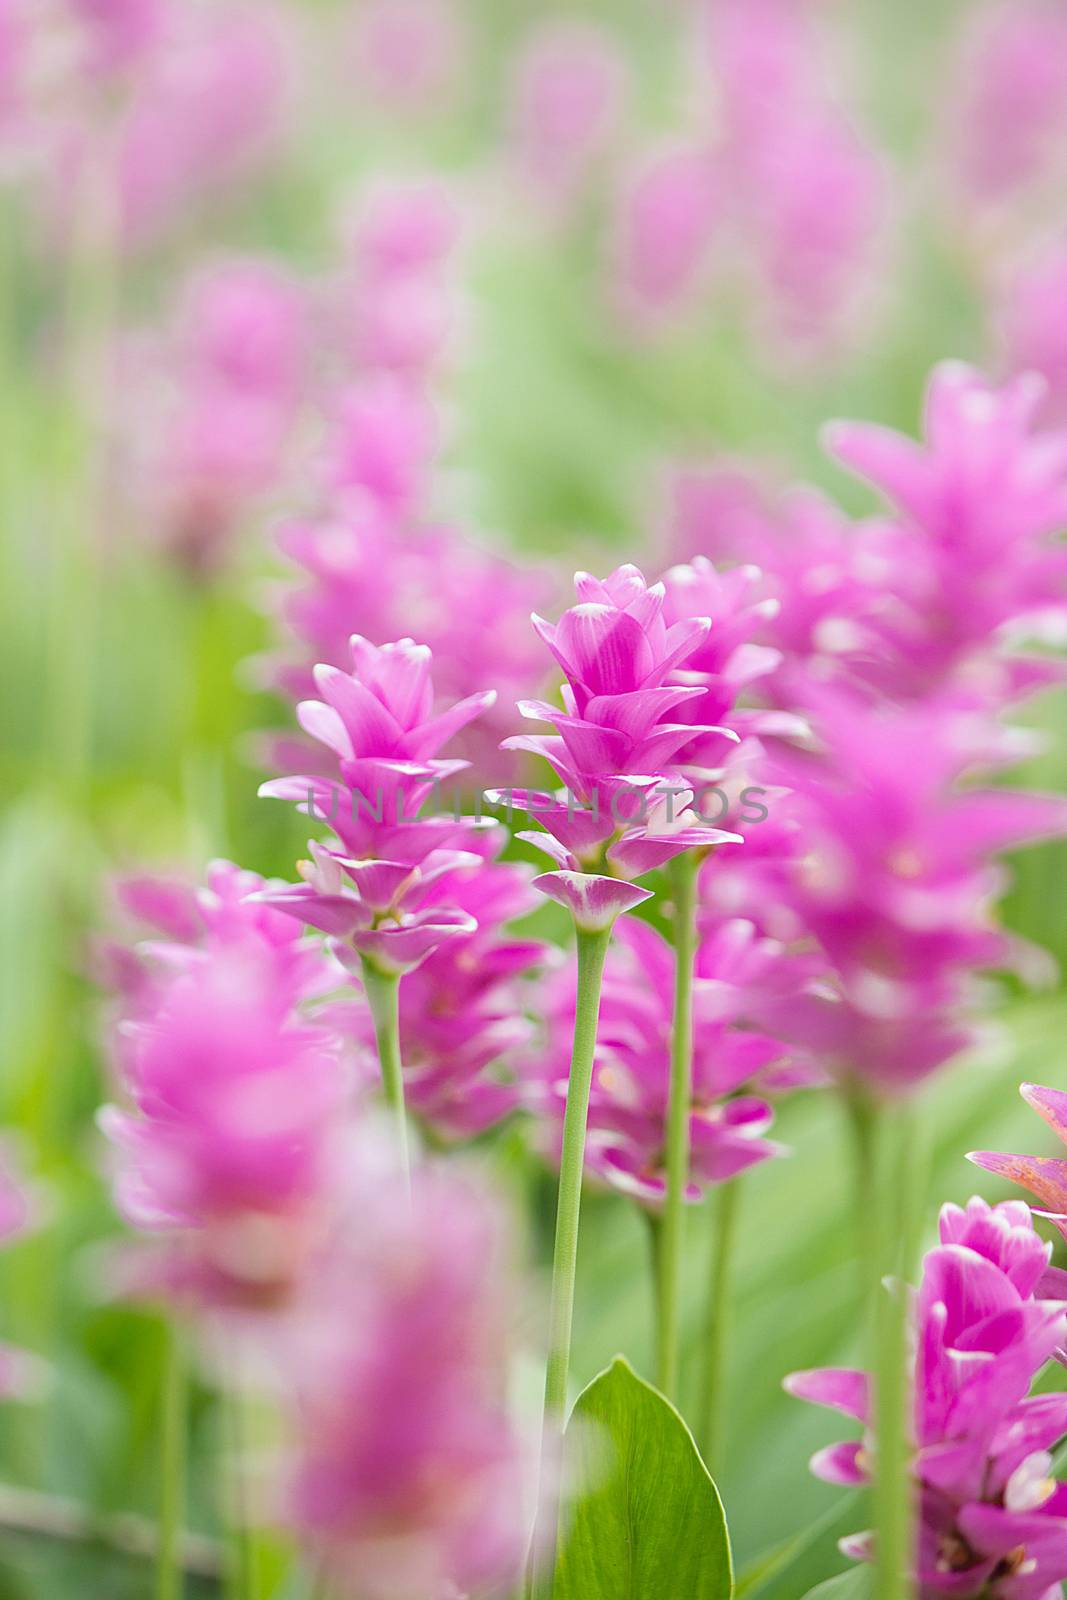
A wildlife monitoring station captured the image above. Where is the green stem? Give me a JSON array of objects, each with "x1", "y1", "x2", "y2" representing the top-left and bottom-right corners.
[
  {"x1": 156, "y1": 1324, "x2": 187, "y2": 1600},
  {"x1": 847, "y1": 1091, "x2": 918, "y2": 1600},
  {"x1": 530, "y1": 921, "x2": 612, "y2": 1600},
  {"x1": 656, "y1": 851, "x2": 698, "y2": 1401},
  {"x1": 360, "y1": 959, "x2": 409, "y2": 1178},
  {"x1": 698, "y1": 1177, "x2": 741, "y2": 1477}
]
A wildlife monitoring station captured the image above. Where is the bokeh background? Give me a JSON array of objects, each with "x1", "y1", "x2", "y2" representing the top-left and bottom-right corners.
[{"x1": 2, "y1": 0, "x2": 1067, "y2": 1592}]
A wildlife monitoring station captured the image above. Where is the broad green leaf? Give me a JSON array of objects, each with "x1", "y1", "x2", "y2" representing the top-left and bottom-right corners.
[
  {"x1": 802, "y1": 1568, "x2": 873, "y2": 1599},
  {"x1": 554, "y1": 1356, "x2": 732, "y2": 1600}
]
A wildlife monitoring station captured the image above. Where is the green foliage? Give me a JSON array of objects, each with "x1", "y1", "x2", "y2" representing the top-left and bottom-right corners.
[{"x1": 555, "y1": 1357, "x2": 732, "y2": 1600}]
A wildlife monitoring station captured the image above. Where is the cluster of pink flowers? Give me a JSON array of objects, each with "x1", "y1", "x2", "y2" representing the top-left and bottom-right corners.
[
  {"x1": 280, "y1": 1146, "x2": 528, "y2": 1600},
  {"x1": 120, "y1": 259, "x2": 309, "y2": 574},
  {"x1": 527, "y1": 915, "x2": 819, "y2": 1205},
  {"x1": 788, "y1": 1195, "x2": 1067, "y2": 1595},
  {"x1": 3, "y1": 1, "x2": 293, "y2": 249}
]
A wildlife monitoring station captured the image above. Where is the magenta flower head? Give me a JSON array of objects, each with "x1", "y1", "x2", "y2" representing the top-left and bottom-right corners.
[
  {"x1": 509, "y1": 19, "x2": 628, "y2": 213},
  {"x1": 947, "y1": 0, "x2": 1067, "y2": 209},
  {"x1": 100, "y1": 943, "x2": 347, "y2": 1315},
  {"x1": 764, "y1": 686, "x2": 1067, "y2": 1093},
  {"x1": 824, "y1": 362, "x2": 1067, "y2": 703},
  {"x1": 259, "y1": 635, "x2": 498, "y2": 973},
  {"x1": 970, "y1": 1084, "x2": 1067, "y2": 1246},
  {"x1": 999, "y1": 242, "x2": 1067, "y2": 426},
  {"x1": 786, "y1": 1195, "x2": 1067, "y2": 1594},
  {"x1": 282, "y1": 1142, "x2": 530, "y2": 1600},
  {"x1": 321, "y1": 842, "x2": 550, "y2": 1140},
  {"x1": 501, "y1": 564, "x2": 743, "y2": 924},
  {"x1": 614, "y1": 142, "x2": 721, "y2": 325},
  {"x1": 525, "y1": 915, "x2": 815, "y2": 1204}
]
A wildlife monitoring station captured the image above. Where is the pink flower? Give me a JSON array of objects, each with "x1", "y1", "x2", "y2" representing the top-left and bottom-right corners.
[
  {"x1": 504, "y1": 563, "x2": 743, "y2": 887},
  {"x1": 525, "y1": 916, "x2": 815, "y2": 1204},
  {"x1": 998, "y1": 241, "x2": 1067, "y2": 425},
  {"x1": 282, "y1": 1147, "x2": 529, "y2": 1600},
  {"x1": 322, "y1": 846, "x2": 549, "y2": 1140},
  {"x1": 123, "y1": 256, "x2": 308, "y2": 573},
  {"x1": 346, "y1": 0, "x2": 466, "y2": 116},
  {"x1": 613, "y1": 143, "x2": 722, "y2": 323},
  {"x1": 509, "y1": 20, "x2": 627, "y2": 211},
  {"x1": 762, "y1": 689, "x2": 1067, "y2": 1092},
  {"x1": 100, "y1": 943, "x2": 347, "y2": 1313},
  {"x1": 267, "y1": 515, "x2": 556, "y2": 783},
  {"x1": 259, "y1": 636, "x2": 499, "y2": 973},
  {"x1": 947, "y1": 0, "x2": 1067, "y2": 208},
  {"x1": 787, "y1": 1195, "x2": 1067, "y2": 1596},
  {"x1": 970, "y1": 1083, "x2": 1067, "y2": 1246},
  {"x1": 825, "y1": 363, "x2": 1067, "y2": 702}
]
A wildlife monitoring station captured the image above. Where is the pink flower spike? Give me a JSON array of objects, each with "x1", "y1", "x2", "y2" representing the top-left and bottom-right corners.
[{"x1": 532, "y1": 872, "x2": 652, "y2": 932}]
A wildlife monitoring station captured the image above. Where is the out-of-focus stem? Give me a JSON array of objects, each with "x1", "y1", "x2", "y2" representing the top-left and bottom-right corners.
[
  {"x1": 657, "y1": 850, "x2": 698, "y2": 1401},
  {"x1": 156, "y1": 1324, "x2": 187, "y2": 1600},
  {"x1": 847, "y1": 1089, "x2": 919, "y2": 1600},
  {"x1": 698, "y1": 1176, "x2": 741, "y2": 1477},
  {"x1": 360, "y1": 959, "x2": 409, "y2": 1179},
  {"x1": 530, "y1": 920, "x2": 612, "y2": 1600}
]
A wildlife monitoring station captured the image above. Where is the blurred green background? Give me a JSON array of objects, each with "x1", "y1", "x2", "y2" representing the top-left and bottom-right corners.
[{"x1": 1, "y1": 0, "x2": 1065, "y2": 1593}]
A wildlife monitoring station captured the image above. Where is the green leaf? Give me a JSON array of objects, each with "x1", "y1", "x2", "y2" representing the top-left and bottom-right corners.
[
  {"x1": 802, "y1": 1568, "x2": 873, "y2": 1599},
  {"x1": 735, "y1": 1492, "x2": 861, "y2": 1598},
  {"x1": 554, "y1": 1356, "x2": 733, "y2": 1600}
]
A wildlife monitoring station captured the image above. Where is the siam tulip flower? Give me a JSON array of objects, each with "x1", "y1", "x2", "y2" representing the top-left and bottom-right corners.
[
  {"x1": 100, "y1": 943, "x2": 348, "y2": 1316},
  {"x1": 970, "y1": 1083, "x2": 1067, "y2": 1246},
  {"x1": 324, "y1": 843, "x2": 549, "y2": 1141},
  {"x1": 508, "y1": 19, "x2": 628, "y2": 214},
  {"x1": 48, "y1": 1, "x2": 293, "y2": 251},
  {"x1": 123, "y1": 256, "x2": 308, "y2": 574},
  {"x1": 502, "y1": 563, "x2": 744, "y2": 906},
  {"x1": 282, "y1": 1143, "x2": 529, "y2": 1600},
  {"x1": 613, "y1": 143, "x2": 722, "y2": 325},
  {"x1": 998, "y1": 242, "x2": 1067, "y2": 426},
  {"x1": 824, "y1": 363, "x2": 1067, "y2": 704},
  {"x1": 333, "y1": 179, "x2": 460, "y2": 381},
  {"x1": 526, "y1": 915, "x2": 815, "y2": 1205},
  {"x1": 345, "y1": 0, "x2": 465, "y2": 117},
  {"x1": 707, "y1": 0, "x2": 889, "y2": 354},
  {"x1": 0, "y1": 1143, "x2": 48, "y2": 1400},
  {"x1": 762, "y1": 688, "x2": 1067, "y2": 1093},
  {"x1": 946, "y1": 0, "x2": 1067, "y2": 210},
  {"x1": 324, "y1": 377, "x2": 438, "y2": 517},
  {"x1": 93, "y1": 858, "x2": 336, "y2": 1018},
  {"x1": 259, "y1": 635, "x2": 497, "y2": 974},
  {"x1": 266, "y1": 507, "x2": 557, "y2": 786},
  {"x1": 787, "y1": 1195, "x2": 1067, "y2": 1596},
  {"x1": 661, "y1": 465, "x2": 903, "y2": 707}
]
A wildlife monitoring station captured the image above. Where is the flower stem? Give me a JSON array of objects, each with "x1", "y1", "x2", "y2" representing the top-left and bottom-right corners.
[
  {"x1": 656, "y1": 850, "x2": 698, "y2": 1401},
  {"x1": 360, "y1": 959, "x2": 409, "y2": 1178},
  {"x1": 531, "y1": 920, "x2": 612, "y2": 1600},
  {"x1": 156, "y1": 1323, "x2": 187, "y2": 1600},
  {"x1": 847, "y1": 1090, "x2": 920, "y2": 1600},
  {"x1": 698, "y1": 1176, "x2": 741, "y2": 1477}
]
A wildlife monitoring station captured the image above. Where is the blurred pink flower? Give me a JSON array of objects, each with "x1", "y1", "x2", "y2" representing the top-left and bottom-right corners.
[
  {"x1": 947, "y1": 0, "x2": 1067, "y2": 208},
  {"x1": 614, "y1": 143, "x2": 722, "y2": 323},
  {"x1": 762, "y1": 688, "x2": 1067, "y2": 1092},
  {"x1": 100, "y1": 943, "x2": 347, "y2": 1312},
  {"x1": 525, "y1": 915, "x2": 815, "y2": 1204},
  {"x1": 123, "y1": 256, "x2": 309, "y2": 573},
  {"x1": 323, "y1": 844, "x2": 548, "y2": 1141},
  {"x1": 998, "y1": 241, "x2": 1067, "y2": 425},
  {"x1": 283, "y1": 1149, "x2": 529, "y2": 1600},
  {"x1": 509, "y1": 19, "x2": 627, "y2": 211},
  {"x1": 346, "y1": 0, "x2": 465, "y2": 115},
  {"x1": 825, "y1": 362, "x2": 1067, "y2": 702},
  {"x1": 787, "y1": 1195, "x2": 1067, "y2": 1595}
]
